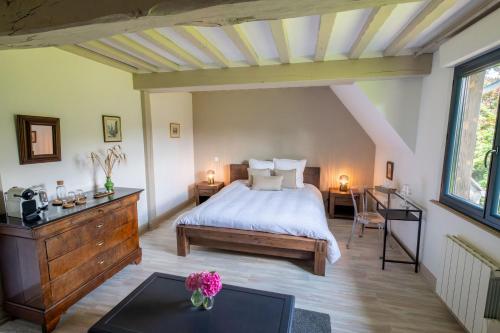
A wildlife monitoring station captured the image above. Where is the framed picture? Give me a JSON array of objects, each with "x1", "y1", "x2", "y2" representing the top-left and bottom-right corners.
[
  {"x1": 31, "y1": 131, "x2": 37, "y2": 143},
  {"x1": 386, "y1": 161, "x2": 394, "y2": 180},
  {"x1": 102, "y1": 115, "x2": 122, "y2": 142},
  {"x1": 170, "y1": 123, "x2": 180, "y2": 138}
]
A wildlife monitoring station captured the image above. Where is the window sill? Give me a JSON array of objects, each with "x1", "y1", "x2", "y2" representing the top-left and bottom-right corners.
[{"x1": 430, "y1": 200, "x2": 500, "y2": 238}]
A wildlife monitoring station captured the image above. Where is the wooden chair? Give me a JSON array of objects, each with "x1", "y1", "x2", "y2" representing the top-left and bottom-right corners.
[{"x1": 346, "y1": 188, "x2": 385, "y2": 249}]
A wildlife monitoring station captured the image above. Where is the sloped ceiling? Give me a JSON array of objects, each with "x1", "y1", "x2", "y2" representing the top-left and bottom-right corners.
[{"x1": 331, "y1": 82, "x2": 419, "y2": 154}]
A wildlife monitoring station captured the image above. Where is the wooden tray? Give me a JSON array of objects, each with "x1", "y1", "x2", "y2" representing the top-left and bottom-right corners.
[{"x1": 93, "y1": 191, "x2": 114, "y2": 199}]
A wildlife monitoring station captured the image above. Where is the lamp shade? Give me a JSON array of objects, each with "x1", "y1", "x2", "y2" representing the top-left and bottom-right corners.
[{"x1": 339, "y1": 174, "x2": 349, "y2": 192}]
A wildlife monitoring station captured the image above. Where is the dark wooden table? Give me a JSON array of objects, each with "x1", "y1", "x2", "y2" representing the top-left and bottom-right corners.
[
  {"x1": 195, "y1": 181, "x2": 224, "y2": 205},
  {"x1": 89, "y1": 272, "x2": 295, "y2": 333},
  {"x1": 328, "y1": 188, "x2": 360, "y2": 219}
]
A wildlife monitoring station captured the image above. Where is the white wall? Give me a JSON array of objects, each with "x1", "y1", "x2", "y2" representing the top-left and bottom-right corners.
[
  {"x1": 369, "y1": 11, "x2": 500, "y2": 278},
  {"x1": 332, "y1": 80, "x2": 415, "y2": 162},
  {"x1": 149, "y1": 92, "x2": 194, "y2": 219},
  {"x1": 0, "y1": 47, "x2": 149, "y2": 226},
  {"x1": 356, "y1": 79, "x2": 422, "y2": 152}
]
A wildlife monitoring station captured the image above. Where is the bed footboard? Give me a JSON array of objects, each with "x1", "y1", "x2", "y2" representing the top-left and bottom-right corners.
[{"x1": 176, "y1": 224, "x2": 327, "y2": 276}]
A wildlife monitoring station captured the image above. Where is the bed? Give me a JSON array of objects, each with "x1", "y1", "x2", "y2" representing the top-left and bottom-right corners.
[{"x1": 175, "y1": 164, "x2": 341, "y2": 276}]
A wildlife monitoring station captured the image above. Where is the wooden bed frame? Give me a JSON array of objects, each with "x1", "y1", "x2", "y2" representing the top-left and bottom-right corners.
[{"x1": 176, "y1": 163, "x2": 327, "y2": 276}]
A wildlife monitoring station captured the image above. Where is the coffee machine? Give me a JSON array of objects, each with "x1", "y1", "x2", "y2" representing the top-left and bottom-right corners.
[{"x1": 5, "y1": 186, "x2": 48, "y2": 221}]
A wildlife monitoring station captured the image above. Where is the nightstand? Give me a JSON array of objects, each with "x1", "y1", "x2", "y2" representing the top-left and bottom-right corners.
[
  {"x1": 329, "y1": 188, "x2": 360, "y2": 219},
  {"x1": 195, "y1": 181, "x2": 224, "y2": 205}
]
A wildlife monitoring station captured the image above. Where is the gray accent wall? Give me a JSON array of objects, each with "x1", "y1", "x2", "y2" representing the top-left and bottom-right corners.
[{"x1": 192, "y1": 87, "x2": 375, "y2": 190}]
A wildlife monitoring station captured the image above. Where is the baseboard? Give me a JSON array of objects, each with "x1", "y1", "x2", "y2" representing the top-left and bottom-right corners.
[
  {"x1": 388, "y1": 231, "x2": 437, "y2": 290},
  {"x1": 138, "y1": 223, "x2": 149, "y2": 236},
  {"x1": 418, "y1": 261, "x2": 467, "y2": 331},
  {"x1": 485, "y1": 319, "x2": 500, "y2": 333},
  {"x1": 145, "y1": 199, "x2": 194, "y2": 232},
  {"x1": 420, "y1": 263, "x2": 437, "y2": 290},
  {"x1": 418, "y1": 259, "x2": 468, "y2": 332}
]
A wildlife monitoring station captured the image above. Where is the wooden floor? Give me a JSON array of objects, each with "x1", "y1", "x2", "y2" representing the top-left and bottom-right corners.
[{"x1": 0, "y1": 210, "x2": 463, "y2": 333}]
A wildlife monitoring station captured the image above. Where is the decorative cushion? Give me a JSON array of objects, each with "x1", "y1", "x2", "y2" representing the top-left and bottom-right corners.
[
  {"x1": 249, "y1": 159, "x2": 274, "y2": 170},
  {"x1": 252, "y1": 175, "x2": 284, "y2": 191},
  {"x1": 273, "y1": 169, "x2": 297, "y2": 189},
  {"x1": 273, "y1": 159, "x2": 307, "y2": 188},
  {"x1": 247, "y1": 168, "x2": 271, "y2": 186}
]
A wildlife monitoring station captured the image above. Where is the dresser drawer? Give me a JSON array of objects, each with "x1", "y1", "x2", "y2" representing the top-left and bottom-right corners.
[
  {"x1": 45, "y1": 206, "x2": 134, "y2": 260},
  {"x1": 48, "y1": 222, "x2": 135, "y2": 280},
  {"x1": 35, "y1": 199, "x2": 126, "y2": 239},
  {"x1": 50, "y1": 237, "x2": 137, "y2": 302}
]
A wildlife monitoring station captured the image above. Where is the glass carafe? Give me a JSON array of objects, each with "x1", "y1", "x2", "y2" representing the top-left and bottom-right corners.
[{"x1": 56, "y1": 180, "x2": 66, "y2": 201}]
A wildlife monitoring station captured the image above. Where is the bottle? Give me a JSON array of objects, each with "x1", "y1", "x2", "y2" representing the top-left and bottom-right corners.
[{"x1": 56, "y1": 180, "x2": 66, "y2": 201}]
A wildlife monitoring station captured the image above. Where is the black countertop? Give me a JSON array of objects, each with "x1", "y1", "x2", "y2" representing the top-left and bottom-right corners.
[{"x1": 0, "y1": 187, "x2": 143, "y2": 229}]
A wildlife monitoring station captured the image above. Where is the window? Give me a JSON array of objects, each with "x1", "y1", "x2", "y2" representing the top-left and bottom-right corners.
[{"x1": 441, "y1": 48, "x2": 500, "y2": 231}]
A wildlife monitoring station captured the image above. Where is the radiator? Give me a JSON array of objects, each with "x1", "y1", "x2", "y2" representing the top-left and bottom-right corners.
[{"x1": 437, "y1": 235, "x2": 500, "y2": 333}]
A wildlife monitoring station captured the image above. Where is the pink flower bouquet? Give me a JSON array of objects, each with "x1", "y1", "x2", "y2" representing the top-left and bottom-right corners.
[{"x1": 185, "y1": 271, "x2": 222, "y2": 310}]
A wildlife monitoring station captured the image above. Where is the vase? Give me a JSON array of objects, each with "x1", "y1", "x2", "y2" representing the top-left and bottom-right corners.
[
  {"x1": 202, "y1": 296, "x2": 214, "y2": 310},
  {"x1": 190, "y1": 289, "x2": 204, "y2": 307},
  {"x1": 104, "y1": 177, "x2": 114, "y2": 192}
]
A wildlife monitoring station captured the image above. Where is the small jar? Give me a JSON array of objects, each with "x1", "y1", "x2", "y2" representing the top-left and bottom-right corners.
[
  {"x1": 66, "y1": 191, "x2": 76, "y2": 203},
  {"x1": 75, "y1": 189, "x2": 84, "y2": 200},
  {"x1": 56, "y1": 180, "x2": 66, "y2": 201}
]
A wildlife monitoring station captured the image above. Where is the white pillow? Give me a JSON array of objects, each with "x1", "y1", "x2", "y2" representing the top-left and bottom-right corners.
[
  {"x1": 273, "y1": 158, "x2": 307, "y2": 188},
  {"x1": 249, "y1": 158, "x2": 274, "y2": 170},
  {"x1": 247, "y1": 168, "x2": 271, "y2": 186}
]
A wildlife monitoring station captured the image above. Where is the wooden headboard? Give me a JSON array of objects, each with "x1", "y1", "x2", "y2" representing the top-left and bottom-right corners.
[{"x1": 230, "y1": 163, "x2": 320, "y2": 189}]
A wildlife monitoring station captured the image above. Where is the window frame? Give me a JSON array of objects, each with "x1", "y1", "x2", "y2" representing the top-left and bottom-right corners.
[{"x1": 440, "y1": 47, "x2": 500, "y2": 231}]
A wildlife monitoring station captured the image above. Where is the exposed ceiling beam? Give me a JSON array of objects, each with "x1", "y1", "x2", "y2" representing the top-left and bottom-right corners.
[
  {"x1": 223, "y1": 25, "x2": 260, "y2": 66},
  {"x1": 415, "y1": 1, "x2": 500, "y2": 55},
  {"x1": 384, "y1": 0, "x2": 456, "y2": 56},
  {"x1": 133, "y1": 54, "x2": 432, "y2": 90},
  {"x1": 140, "y1": 29, "x2": 205, "y2": 69},
  {"x1": 82, "y1": 40, "x2": 159, "y2": 72},
  {"x1": 314, "y1": 13, "x2": 337, "y2": 61},
  {"x1": 110, "y1": 34, "x2": 180, "y2": 71},
  {"x1": 270, "y1": 20, "x2": 290, "y2": 63},
  {"x1": 173, "y1": 26, "x2": 231, "y2": 68},
  {"x1": 0, "y1": 0, "x2": 421, "y2": 49},
  {"x1": 58, "y1": 45, "x2": 140, "y2": 73},
  {"x1": 349, "y1": 5, "x2": 396, "y2": 59}
]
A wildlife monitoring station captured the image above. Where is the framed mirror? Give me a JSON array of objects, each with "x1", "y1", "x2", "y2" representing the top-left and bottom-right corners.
[{"x1": 16, "y1": 115, "x2": 61, "y2": 164}]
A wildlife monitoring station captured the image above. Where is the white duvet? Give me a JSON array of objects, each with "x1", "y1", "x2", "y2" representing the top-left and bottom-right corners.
[{"x1": 176, "y1": 180, "x2": 341, "y2": 263}]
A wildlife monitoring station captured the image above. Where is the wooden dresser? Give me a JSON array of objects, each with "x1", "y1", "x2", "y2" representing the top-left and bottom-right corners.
[{"x1": 0, "y1": 188, "x2": 142, "y2": 333}]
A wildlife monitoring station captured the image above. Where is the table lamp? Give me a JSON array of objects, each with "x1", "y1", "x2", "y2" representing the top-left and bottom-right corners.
[
  {"x1": 207, "y1": 169, "x2": 215, "y2": 185},
  {"x1": 339, "y1": 174, "x2": 349, "y2": 192}
]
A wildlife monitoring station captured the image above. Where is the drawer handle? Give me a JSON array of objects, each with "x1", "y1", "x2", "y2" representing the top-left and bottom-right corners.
[
  {"x1": 98, "y1": 209, "x2": 104, "y2": 214},
  {"x1": 96, "y1": 223, "x2": 104, "y2": 229},
  {"x1": 98, "y1": 260, "x2": 105, "y2": 265},
  {"x1": 96, "y1": 241, "x2": 104, "y2": 247}
]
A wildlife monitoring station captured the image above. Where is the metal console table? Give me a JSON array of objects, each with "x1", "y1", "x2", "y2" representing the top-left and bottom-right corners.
[{"x1": 365, "y1": 188, "x2": 423, "y2": 273}]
